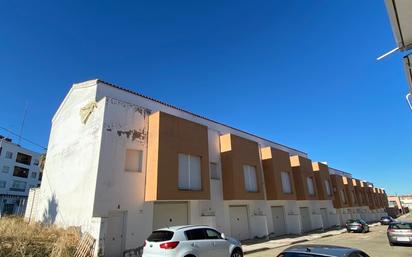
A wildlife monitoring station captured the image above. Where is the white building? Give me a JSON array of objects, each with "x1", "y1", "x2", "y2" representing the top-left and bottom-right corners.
[
  {"x1": 0, "y1": 136, "x2": 42, "y2": 215},
  {"x1": 28, "y1": 79, "x2": 386, "y2": 257}
]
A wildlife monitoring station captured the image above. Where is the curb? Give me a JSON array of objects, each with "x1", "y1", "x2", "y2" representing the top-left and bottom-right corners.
[
  {"x1": 244, "y1": 222, "x2": 382, "y2": 255},
  {"x1": 243, "y1": 227, "x2": 361, "y2": 255}
]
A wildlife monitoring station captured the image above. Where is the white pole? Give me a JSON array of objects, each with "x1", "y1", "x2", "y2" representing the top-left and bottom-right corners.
[
  {"x1": 376, "y1": 47, "x2": 399, "y2": 61},
  {"x1": 406, "y1": 93, "x2": 412, "y2": 111}
]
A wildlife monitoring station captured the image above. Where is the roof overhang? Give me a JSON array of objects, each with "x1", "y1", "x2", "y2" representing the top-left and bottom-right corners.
[{"x1": 385, "y1": 0, "x2": 412, "y2": 51}]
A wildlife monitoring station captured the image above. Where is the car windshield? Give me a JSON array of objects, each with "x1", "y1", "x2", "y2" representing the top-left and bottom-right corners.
[
  {"x1": 389, "y1": 223, "x2": 412, "y2": 229},
  {"x1": 147, "y1": 230, "x2": 174, "y2": 242},
  {"x1": 347, "y1": 219, "x2": 360, "y2": 223}
]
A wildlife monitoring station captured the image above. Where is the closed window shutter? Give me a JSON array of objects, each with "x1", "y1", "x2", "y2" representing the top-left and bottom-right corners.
[
  {"x1": 189, "y1": 155, "x2": 201, "y2": 190},
  {"x1": 307, "y1": 177, "x2": 315, "y2": 195},
  {"x1": 243, "y1": 165, "x2": 257, "y2": 192},
  {"x1": 178, "y1": 154, "x2": 202, "y2": 190},
  {"x1": 178, "y1": 154, "x2": 189, "y2": 190},
  {"x1": 324, "y1": 180, "x2": 331, "y2": 196},
  {"x1": 281, "y1": 172, "x2": 291, "y2": 193}
]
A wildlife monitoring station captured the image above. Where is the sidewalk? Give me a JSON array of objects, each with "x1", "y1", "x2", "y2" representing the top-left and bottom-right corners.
[{"x1": 242, "y1": 222, "x2": 381, "y2": 255}]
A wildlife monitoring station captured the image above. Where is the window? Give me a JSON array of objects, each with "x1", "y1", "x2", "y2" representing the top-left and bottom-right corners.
[
  {"x1": 340, "y1": 190, "x2": 347, "y2": 203},
  {"x1": 5, "y1": 151, "x2": 13, "y2": 159},
  {"x1": 13, "y1": 166, "x2": 29, "y2": 178},
  {"x1": 178, "y1": 154, "x2": 202, "y2": 191},
  {"x1": 351, "y1": 192, "x2": 356, "y2": 203},
  {"x1": 205, "y1": 229, "x2": 222, "y2": 239},
  {"x1": 31, "y1": 172, "x2": 37, "y2": 179},
  {"x1": 185, "y1": 228, "x2": 207, "y2": 240},
  {"x1": 16, "y1": 152, "x2": 32, "y2": 165},
  {"x1": 210, "y1": 162, "x2": 219, "y2": 180},
  {"x1": 11, "y1": 180, "x2": 26, "y2": 191},
  {"x1": 0, "y1": 181, "x2": 6, "y2": 188},
  {"x1": 147, "y1": 231, "x2": 174, "y2": 242},
  {"x1": 324, "y1": 180, "x2": 332, "y2": 196},
  {"x1": 243, "y1": 165, "x2": 258, "y2": 192},
  {"x1": 306, "y1": 177, "x2": 315, "y2": 195},
  {"x1": 33, "y1": 159, "x2": 39, "y2": 166},
  {"x1": 39, "y1": 172, "x2": 43, "y2": 181},
  {"x1": 125, "y1": 149, "x2": 143, "y2": 172},
  {"x1": 281, "y1": 171, "x2": 292, "y2": 194},
  {"x1": 2, "y1": 166, "x2": 9, "y2": 173}
]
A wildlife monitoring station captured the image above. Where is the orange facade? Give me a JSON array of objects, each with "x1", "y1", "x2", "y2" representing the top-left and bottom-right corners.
[{"x1": 290, "y1": 156, "x2": 318, "y2": 200}]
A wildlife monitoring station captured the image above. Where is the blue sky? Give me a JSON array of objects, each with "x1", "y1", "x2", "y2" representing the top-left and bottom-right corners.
[{"x1": 0, "y1": 1, "x2": 410, "y2": 195}]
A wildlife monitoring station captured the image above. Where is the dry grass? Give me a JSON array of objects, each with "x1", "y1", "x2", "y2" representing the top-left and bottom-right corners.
[{"x1": 0, "y1": 217, "x2": 80, "y2": 257}]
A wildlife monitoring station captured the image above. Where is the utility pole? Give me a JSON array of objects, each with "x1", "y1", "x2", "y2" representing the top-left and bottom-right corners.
[{"x1": 18, "y1": 102, "x2": 28, "y2": 145}]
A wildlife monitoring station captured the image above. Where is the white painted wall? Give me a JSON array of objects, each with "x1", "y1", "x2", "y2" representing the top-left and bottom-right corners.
[{"x1": 35, "y1": 85, "x2": 103, "y2": 235}]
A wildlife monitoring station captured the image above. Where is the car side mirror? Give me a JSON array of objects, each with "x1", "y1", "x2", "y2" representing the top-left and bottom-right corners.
[{"x1": 221, "y1": 233, "x2": 226, "y2": 239}]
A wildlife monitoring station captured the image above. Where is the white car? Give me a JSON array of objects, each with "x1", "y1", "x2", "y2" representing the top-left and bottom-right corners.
[{"x1": 142, "y1": 225, "x2": 243, "y2": 257}]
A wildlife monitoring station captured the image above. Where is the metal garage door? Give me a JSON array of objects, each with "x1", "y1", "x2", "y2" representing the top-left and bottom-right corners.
[
  {"x1": 229, "y1": 206, "x2": 250, "y2": 240},
  {"x1": 105, "y1": 211, "x2": 126, "y2": 257},
  {"x1": 153, "y1": 202, "x2": 188, "y2": 230},
  {"x1": 271, "y1": 206, "x2": 286, "y2": 236},
  {"x1": 320, "y1": 208, "x2": 329, "y2": 229},
  {"x1": 300, "y1": 207, "x2": 312, "y2": 233}
]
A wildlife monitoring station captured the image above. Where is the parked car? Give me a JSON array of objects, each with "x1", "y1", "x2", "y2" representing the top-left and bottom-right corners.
[
  {"x1": 380, "y1": 216, "x2": 395, "y2": 225},
  {"x1": 276, "y1": 244, "x2": 370, "y2": 257},
  {"x1": 387, "y1": 222, "x2": 412, "y2": 246},
  {"x1": 345, "y1": 219, "x2": 369, "y2": 233},
  {"x1": 142, "y1": 225, "x2": 243, "y2": 257}
]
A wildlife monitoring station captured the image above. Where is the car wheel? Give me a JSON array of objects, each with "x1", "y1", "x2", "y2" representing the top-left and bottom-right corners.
[
  {"x1": 231, "y1": 249, "x2": 243, "y2": 257},
  {"x1": 389, "y1": 242, "x2": 395, "y2": 246}
]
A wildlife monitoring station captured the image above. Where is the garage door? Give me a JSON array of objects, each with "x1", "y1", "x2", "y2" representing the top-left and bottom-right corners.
[
  {"x1": 271, "y1": 206, "x2": 286, "y2": 236},
  {"x1": 320, "y1": 208, "x2": 329, "y2": 228},
  {"x1": 300, "y1": 207, "x2": 312, "y2": 233},
  {"x1": 229, "y1": 206, "x2": 250, "y2": 240},
  {"x1": 153, "y1": 202, "x2": 188, "y2": 230}
]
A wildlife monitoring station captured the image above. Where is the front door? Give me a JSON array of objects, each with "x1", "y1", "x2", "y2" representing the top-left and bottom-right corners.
[
  {"x1": 320, "y1": 208, "x2": 329, "y2": 229},
  {"x1": 229, "y1": 206, "x2": 249, "y2": 240},
  {"x1": 105, "y1": 211, "x2": 126, "y2": 257},
  {"x1": 300, "y1": 207, "x2": 312, "y2": 233},
  {"x1": 271, "y1": 206, "x2": 286, "y2": 236}
]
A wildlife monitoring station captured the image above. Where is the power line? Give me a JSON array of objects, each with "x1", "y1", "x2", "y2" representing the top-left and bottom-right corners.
[{"x1": 0, "y1": 126, "x2": 47, "y2": 150}]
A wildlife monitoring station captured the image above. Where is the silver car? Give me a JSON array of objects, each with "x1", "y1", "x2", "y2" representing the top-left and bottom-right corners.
[{"x1": 387, "y1": 222, "x2": 412, "y2": 246}]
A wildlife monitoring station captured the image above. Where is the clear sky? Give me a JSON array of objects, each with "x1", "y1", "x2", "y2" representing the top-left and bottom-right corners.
[{"x1": 0, "y1": 1, "x2": 410, "y2": 195}]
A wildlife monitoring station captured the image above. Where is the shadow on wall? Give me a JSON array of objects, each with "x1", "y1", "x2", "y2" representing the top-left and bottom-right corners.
[{"x1": 42, "y1": 194, "x2": 59, "y2": 224}]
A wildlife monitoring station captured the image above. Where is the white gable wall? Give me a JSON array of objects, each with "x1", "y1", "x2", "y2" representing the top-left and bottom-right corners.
[{"x1": 36, "y1": 85, "x2": 104, "y2": 232}]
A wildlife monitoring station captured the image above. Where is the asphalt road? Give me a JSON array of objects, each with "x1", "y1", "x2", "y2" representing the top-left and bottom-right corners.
[{"x1": 247, "y1": 214, "x2": 412, "y2": 257}]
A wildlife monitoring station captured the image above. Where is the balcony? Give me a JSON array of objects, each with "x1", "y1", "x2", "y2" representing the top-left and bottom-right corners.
[
  {"x1": 342, "y1": 176, "x2": 357, "y2": 207},
  {"x1": 145, "y1": 111, "x2": 210, "y2": 201},
  {"x1": 220, "y1": 134, "x2": 265, "y2": 200},
  {"x1": 330, "y1": 174, "x2": 349, "y2": 209},
  {"x1": 290, "y1": 155, "x2": 318, "y2": 201},
  {"x1": 312, "y1": 162, "x2": 334, "y2": 201},
  {"x1": 261, "y1": 147, "x2": 296, "y2": 200}
]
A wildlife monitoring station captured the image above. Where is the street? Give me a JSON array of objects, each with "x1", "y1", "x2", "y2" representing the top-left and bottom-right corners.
[{"x1": 247, "y1": 214, "x2": 412, "y2": 257}]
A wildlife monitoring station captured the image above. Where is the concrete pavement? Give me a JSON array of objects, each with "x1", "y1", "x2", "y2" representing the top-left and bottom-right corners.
[{"x1": 245, "y1": 213, "x2": 412, "y2": 257}]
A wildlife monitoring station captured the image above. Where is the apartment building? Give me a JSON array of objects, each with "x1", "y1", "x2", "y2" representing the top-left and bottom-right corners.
[
  {"x1": 0, "y1": 136, "x2": 42, "y2": 215},
  {"x1": 26, "y1": 80, "x2": 388, "y2": 257}
]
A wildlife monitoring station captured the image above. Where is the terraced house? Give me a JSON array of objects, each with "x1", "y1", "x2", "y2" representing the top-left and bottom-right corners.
[{"x1": 25, "y1": 80, "x2": 388, "y2": 257}]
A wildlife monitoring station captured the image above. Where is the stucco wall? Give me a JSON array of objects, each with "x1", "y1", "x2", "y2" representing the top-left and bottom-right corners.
[{"x1": 37, "y1": 85, "x2": 102, "y2": 233}]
